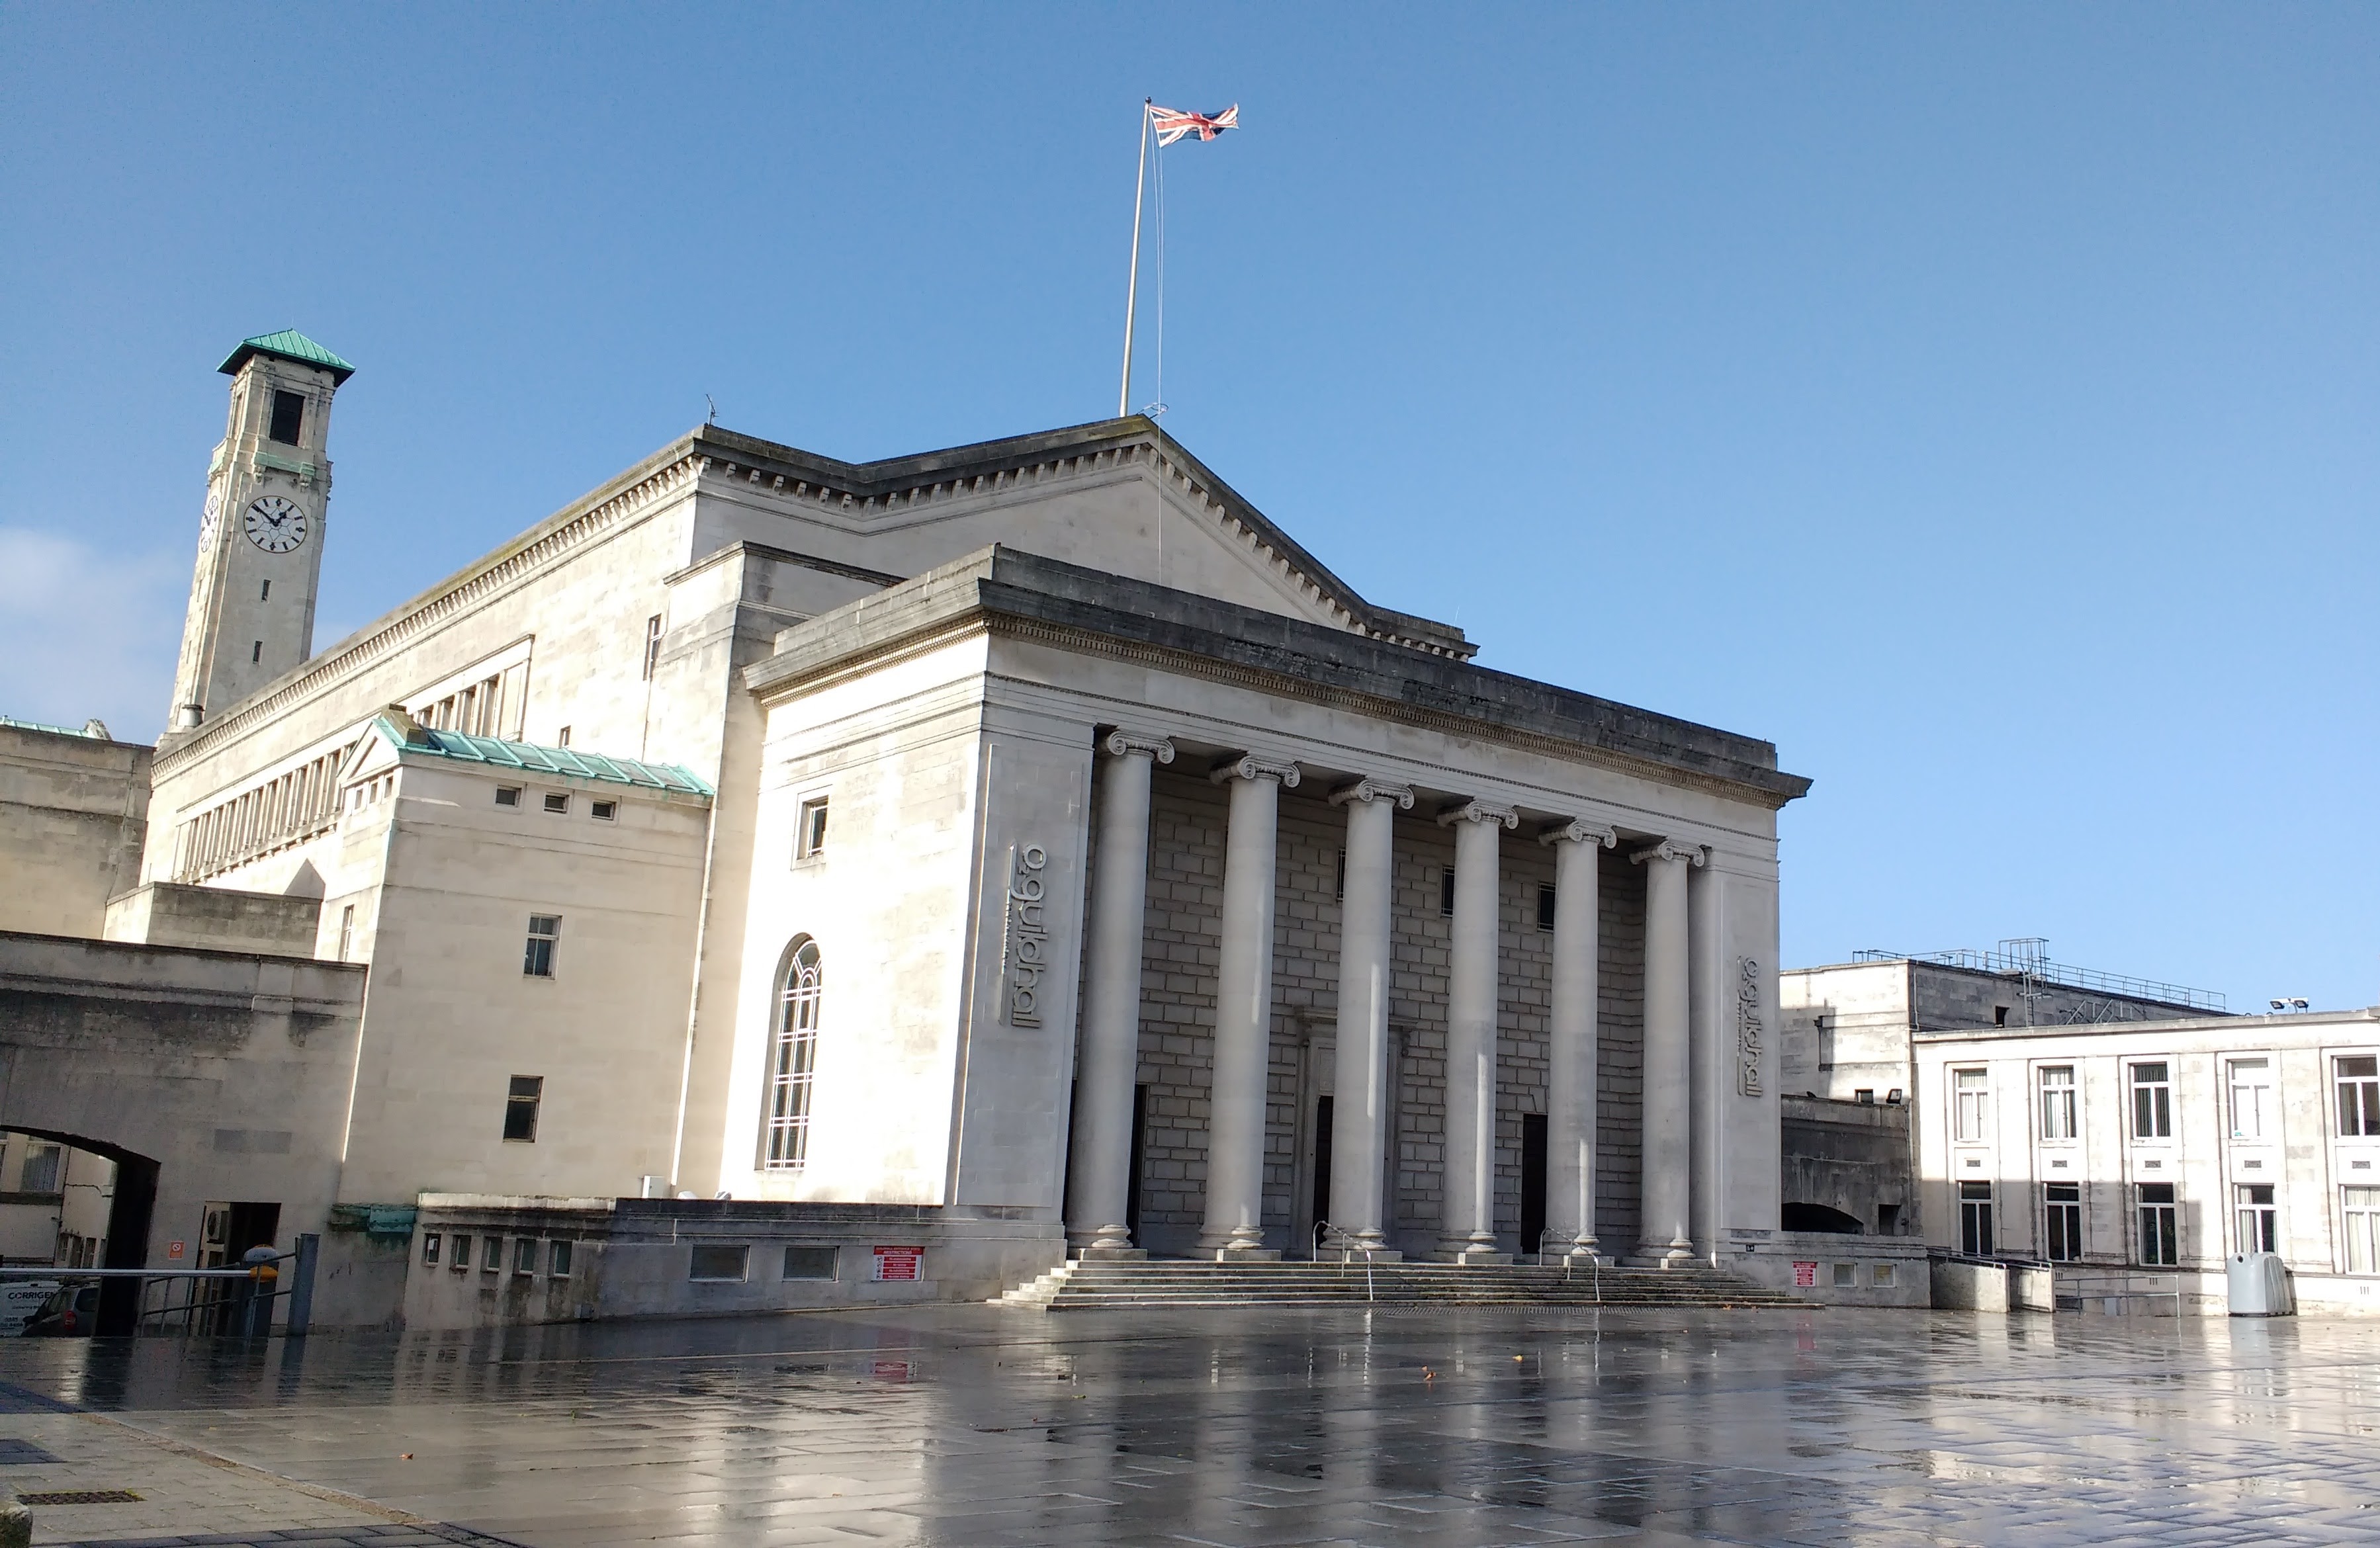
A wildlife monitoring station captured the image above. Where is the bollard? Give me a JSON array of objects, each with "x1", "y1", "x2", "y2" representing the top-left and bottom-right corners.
[{"x1": 286, "y1": 1234, "x2": 318, "y2": 1337}]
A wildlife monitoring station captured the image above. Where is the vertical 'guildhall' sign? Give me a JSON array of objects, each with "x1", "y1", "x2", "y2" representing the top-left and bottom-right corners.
[
  {"x1": 1003, "y1": 843, "x2": 1049, "y2": 1027},
  {"x1": 1736, "y1": 956, "x2": 1765, "y2": 1096}
]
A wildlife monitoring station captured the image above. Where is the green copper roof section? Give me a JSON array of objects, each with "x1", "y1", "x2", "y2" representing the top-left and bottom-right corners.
[
  {"x1": 367, "y1": 717, "x2": 713, "y2": 797},
  {"x1": 218, "y1": 330, "x2": 357, "y2": 384}
]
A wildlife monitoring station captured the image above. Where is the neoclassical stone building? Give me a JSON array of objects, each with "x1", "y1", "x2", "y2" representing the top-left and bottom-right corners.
[{"x1": 18, "y1": 333, "x2": 1811, "y2": 1322}]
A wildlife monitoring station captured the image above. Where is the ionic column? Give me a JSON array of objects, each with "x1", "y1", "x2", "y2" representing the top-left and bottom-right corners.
[
  {"x1": 1635, "y1": 837, "x2": 1706, "y2": 1267},
  {"x1": 1437, "y1": 798, "x2": 1517, "y2": 1263},
  {"x1": 1199, "y1": 752, "x2": 1301, "y2": 1258},
  {"x1": 1065, "y1": 730, "x2": 1172, "y2": 1256},
  {"x1": 1540, "y1": 818, "x2": 1616, "y2": 1260},
  {"x1": 1326, "y1": 777, "x2": 1413, "y2": 1255}
]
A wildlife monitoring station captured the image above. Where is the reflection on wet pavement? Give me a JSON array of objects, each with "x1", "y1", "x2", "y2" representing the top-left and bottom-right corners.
[{"x1": 1, "y1": 1304, "x2": 2373, "y2": 1546}]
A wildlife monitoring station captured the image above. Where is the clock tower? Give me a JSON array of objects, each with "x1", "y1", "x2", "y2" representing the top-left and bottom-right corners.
[{"x1": 165, "y1": 331, "x2": 355, "y2": 737}]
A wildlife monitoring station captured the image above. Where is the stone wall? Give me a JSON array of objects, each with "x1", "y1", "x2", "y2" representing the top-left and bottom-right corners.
[
  {"x1": 0, "y1": 724, "x2": 150, "y2": 939},
  {"x1": 1126, "y1": 769, "x2": 1646, "y2": 1257}
]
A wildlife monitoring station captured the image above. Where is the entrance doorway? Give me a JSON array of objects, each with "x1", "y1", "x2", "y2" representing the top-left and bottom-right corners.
[
  {"x1": 1124, "y1": 1084, "x2": 1147, "y2": 1244},
  {"x1": 1519, "y1": 1114, "x2": 1548, "y2": 1258},
  {"x1": 1310, "y1": 1095, "x2": 1334, "y2": 1252}
]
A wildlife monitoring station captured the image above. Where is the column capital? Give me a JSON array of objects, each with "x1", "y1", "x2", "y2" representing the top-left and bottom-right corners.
[
  {"x1": 1329, "y1": 777, "x2": 1414, "y2": 810},
  {"x1": 1210, "y1": 752, "x2": 1301, "y2": 789},
  {"x1": 1436, "y1": 798, "x2": 1519, "y2": 830},
  {"x1": 1539, "y1": 818, "x2": 1617, "y2": 849},
  {"x1": 1630, "y1": 838, "x2": 1708, "y2": 868},
  {"x1": 1102, "y1": 729, "x2": 1176, "y2": 763}
]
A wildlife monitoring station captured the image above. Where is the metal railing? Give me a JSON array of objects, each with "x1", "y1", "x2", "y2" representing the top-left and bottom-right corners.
[
  {"x1": 1852, "y1": 947, "x2": 2226, "y2": 1012},
  {"x1": 0, "y1": 1234, "x2": 318, "y2": 1337}
]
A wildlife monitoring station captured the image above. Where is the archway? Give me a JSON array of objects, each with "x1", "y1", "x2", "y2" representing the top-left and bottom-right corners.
[{"x1": 3, "y1": 1127, "x2": 160, "y2": 1336}]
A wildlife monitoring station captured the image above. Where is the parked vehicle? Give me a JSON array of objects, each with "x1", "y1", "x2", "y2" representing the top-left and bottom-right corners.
[{"x1": 24, "y1": 1284, "x2": 98, "y2": 1336}]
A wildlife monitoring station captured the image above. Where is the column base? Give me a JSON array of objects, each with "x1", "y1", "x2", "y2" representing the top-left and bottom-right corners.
[
  {"x1": 1073, "y1": 1245, "x2": 1148, "y2": 1262},
  {"x1": 1316, "y1": 1247, "x2": 1403, "y2": 1264},
  {"x1": 1434, "y1": 1246, "x2": 1514, "y2": 1266},
  {"x1": 1628, "y1": 1240, "x2": 1697, "y2": 1269},
  {"x1": 1206, "y1": 1246, "x2": 1282, "y2": 1263}
]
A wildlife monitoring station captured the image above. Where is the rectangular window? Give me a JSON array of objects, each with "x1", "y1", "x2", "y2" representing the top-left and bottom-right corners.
[
  {"x1": 1334, "y1": 847, "x2": 1346, "y2": 903},
  {"x1": 1830, "y1": 1262, "x2": 1855, "y2": 1288},
  {"x1": 2131, "y1": 1062, "x2": 2173, "y2": 1140},
  {"x1": 261, "y1": 579, "x2": 271, "y2": 601},
  {"x1": 1994, "y1": 1005, "x2": 2010, "y2": 1027},
  {"x1": 1536, "y1": 882, "x2": 1556, "y2": 933},
  {"x1": 19, "y1": 1144, "x2": 62, "y2": 1195},
  {"x1": 590, "y1": 799, "x2": 617, "y2": 822},
  {"x1": 556, "y1": 726, "x2": 571, "y2": 748},
  {"x1": 269, "y1": 389, "x2": 305, "y2": 445},
  {"x1": 1872, "y1": 1263, "x2": 1895, "y2": 1287},
  {"x1": 689, "y1": 1244, "x2": 750, "y2": 1281},
  {"x1": 2039, "y1": 1066, "x2": 2077, "y2": 1142},
  {"x1": 451, "y1": 1234, "x2": 471, "y2": 1270},
  {"x1": 2344, "y1": 1187, "x2": 2380, "y2": 1274},
  {"x1": 337, "y1": 904, "x2": 355, "y2": 963},
  {"x1": 513, "y1": 1237, "x2": 538, "y2": 1275},
  {"x1": 495, "y1": 787, "x2": 521, "y2": 808},
  {"x1": 502, "y1": 1075, "x2": 543, "y2": 1142},
  {"x1": 795, "y1": 797, "x2": 828, "y2": 861},
  {"x1": 2234, "y1": 1183, "x2": 2277, "y2": 1255},
  {"x1": 2338, "y1": 1056, "x2": 2380, "y2": 1137},
  {"x1": 2137, "y1": 1182, "x2": 2179, "y2": 1266},
  {"x1": 252, "y1": 640, "x2": 262, "y2": 664},
  {"x1": 1953, "y1": 1068, "x2": 1989, "y2": 1142},
  {"x1": 421, "y1": 1232, "x2": 441, "y2": 1266},
  {"x1": 2229, "y1": 1058, "x2": 2272, "y2": 1140},
  {"x1": 642, "y1": 615, "x2": 664, "y2": 680},
  {"x1": 1959, "y1": 1181, "x2": 1994, "y2": 1256},
  {"x1": 549, "y1": 1239, "x2": 573, "y2": 1277},
  {"x1": 2044, "y1": 1182, "x2": 2082, "y2": 1262},
  {"x1": 782, "y1": 1245, "x2": 838, "y2": 1280},
  {"x1": 482, "y1": 1237, "x2": 502, "y2": 1273},
  {"x1": 523, "y1": 915, "x2": 560, "y2": 977},
  {"x1": 1439, "y1": 866, "x2": 1455, "y2": 918},
  {"x1": 543, "y1": 792, "x2": 570, "y2": 814}
]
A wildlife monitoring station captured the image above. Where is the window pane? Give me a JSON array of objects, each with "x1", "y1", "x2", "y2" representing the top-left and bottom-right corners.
[
  {"x1": 689, "y1": 1244, "x2": 750, "y2": 1281},
  {"x1": 783, "y1": 1246, "x2": 837, "y2": 1280}
]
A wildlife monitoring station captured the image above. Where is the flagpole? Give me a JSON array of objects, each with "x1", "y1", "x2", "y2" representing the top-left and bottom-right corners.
[{"x1": 1118, "y1": 99, "x2": 1151, "y2": 419}]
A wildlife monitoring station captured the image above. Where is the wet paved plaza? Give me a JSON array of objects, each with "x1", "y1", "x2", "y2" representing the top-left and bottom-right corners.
[{"x1": 0, "y1": 1304, "x2": 2376, "y2": 1546}]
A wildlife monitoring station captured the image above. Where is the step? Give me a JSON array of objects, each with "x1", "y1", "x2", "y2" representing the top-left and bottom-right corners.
[{"x1": 994, "y1": 1256, "x2": 1814, "y2": 1311}]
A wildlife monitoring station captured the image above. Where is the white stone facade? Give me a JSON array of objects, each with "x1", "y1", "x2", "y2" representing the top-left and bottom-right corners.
[
  {"x1": 1912, "y1": 1008, "x2": 2380, "y2": 1314},
  {"x1": 5, "y1": 337, "x2": 1812, "y2": 1322}
]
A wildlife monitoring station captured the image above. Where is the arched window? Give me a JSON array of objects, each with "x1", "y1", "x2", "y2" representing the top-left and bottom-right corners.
[{"x1": 762, "y1": 937, "x2": 823, "y2": 1170}]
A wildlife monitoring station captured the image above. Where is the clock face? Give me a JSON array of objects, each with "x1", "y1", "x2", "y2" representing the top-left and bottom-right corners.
[
  {"x1": 243, "y1": 495, "x2": 308, "y2": 554},
  {"x1": 199, "y1": 488, "x2": 222, "y2": 542}
]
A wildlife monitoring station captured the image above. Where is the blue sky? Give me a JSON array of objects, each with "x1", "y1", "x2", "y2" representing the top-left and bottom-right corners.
[{"x1": 3, "y1": 5, "x2": 2373, "y2": 1009}]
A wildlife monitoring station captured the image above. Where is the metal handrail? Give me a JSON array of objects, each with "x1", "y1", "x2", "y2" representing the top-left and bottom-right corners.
[{"x1": 1314, "y1": 1221, "x2": 1376, "y2": 1303}]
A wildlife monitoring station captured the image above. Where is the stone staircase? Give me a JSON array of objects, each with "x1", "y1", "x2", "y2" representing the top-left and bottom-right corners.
[{"x1": 994, "y1": 1258, "x2": 1814, "y2": 1311}]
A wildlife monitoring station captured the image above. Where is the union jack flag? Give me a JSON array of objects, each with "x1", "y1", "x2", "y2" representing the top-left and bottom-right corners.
[{"x1": 1149, "y1": 103, "x2": 1239, "y2": 146}]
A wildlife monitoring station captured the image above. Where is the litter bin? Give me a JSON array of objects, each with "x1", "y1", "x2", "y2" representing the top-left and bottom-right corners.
[{"x1": 2226, "y1": 1251, "x2": 2295, "y2": 1316}]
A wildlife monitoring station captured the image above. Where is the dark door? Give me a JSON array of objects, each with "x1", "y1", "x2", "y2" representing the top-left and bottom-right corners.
[
  {"x1": 1311, "y1": 1095, "x2": 1334, "y2": 1250},
  {"x1": 1520, "y1": 1114, "x2": 1548, "y2": 1257},
  {"x1": 1124, "y1": 1084, "x2": 1147, "y2": 1242},
  {"x1": 93, "y1": 1155, "x2": 159, "y2": 1338}
]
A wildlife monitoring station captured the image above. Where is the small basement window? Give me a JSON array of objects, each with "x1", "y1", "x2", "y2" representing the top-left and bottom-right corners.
[
  {"x1": 689, "y1": 1244, "x2": 750, "y2": 1281},
  {"x1": 503, "y1": 1075, "x2": 543, "y2": 1142},
  {"x1": 481, "y1": 1238, "x2": 502, "y2": 1273},
  {"x1": 269, "y1": 389, "x2": 306, "y2": 445},
  {"x1": 450, "y1": 1234, "x2": 471, "y2": 1270},
  {"x1": 513, "y1": 1237, "x2": 537, "y2": 1275},
  {"x1": 495, "y1": 787, "x2": 521, "y2": 808},
  {"x1": 549, "y1": 1239, "x2": 573, "y2": 1277},
  {"x1": 543, "y1": 792, "x2": 570, "y2": 814},
  {"x1": 783, "y1": 1245, "x2": 838, "y2": 1280},
  {"x1": 1831, "y1": 1262, "x2": 1856, "y2": 1288},
  {"x1": 590, "y1": 799, "x2": 617, "y2": 822}
]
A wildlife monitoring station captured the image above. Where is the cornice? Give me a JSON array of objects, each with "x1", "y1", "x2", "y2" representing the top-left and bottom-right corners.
[{"x1": 156, "y1": 449, "x2": 707, "y2": 779}]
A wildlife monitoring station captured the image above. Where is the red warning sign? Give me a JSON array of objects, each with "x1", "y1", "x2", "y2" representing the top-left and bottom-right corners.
[
  {"x1": 871, "y1": 1245, "x2": 924, "y2": 1282},
  {"x1": 1793, "y1": 1260, "x2": 1818, "y2": 1289}
]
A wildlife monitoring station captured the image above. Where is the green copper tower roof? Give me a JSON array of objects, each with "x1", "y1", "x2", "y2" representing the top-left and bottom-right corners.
[{"x1": 218, "y1": 330, "x2": 356, "y2": 385}]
